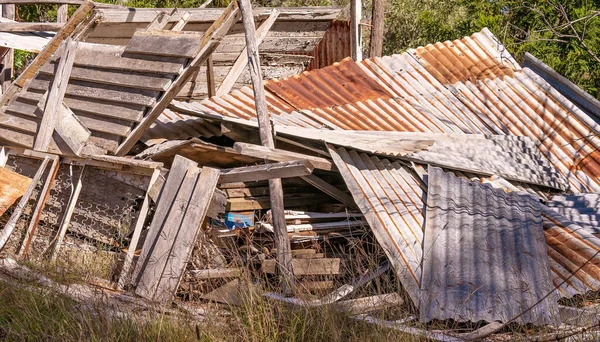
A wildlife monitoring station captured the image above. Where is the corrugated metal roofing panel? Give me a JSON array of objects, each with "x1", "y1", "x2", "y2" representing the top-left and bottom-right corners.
[
  {"x1": 328, "y1": 146, "x2": 426, "y2": 304},
  {"x1": 547, "y1": 194, "x2": 600, "y2": 234},
  {"x1": 420, "y1": 167, "x2": 559, "y2": 325}
]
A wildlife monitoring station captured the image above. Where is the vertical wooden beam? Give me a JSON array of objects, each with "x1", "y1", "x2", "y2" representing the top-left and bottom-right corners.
[
  {"x1": 216, "y1": 9, "x2": 279, "y2": 97},
  {"x1": 369, "y1": 0, "x2": 384, "y2": 58},
  {"x1": 18, "y1": 155, "x2": 59, "y2": 257},
  {"x1": 350, "y1": 0, "x2": 362, "y2": 61},
  {"x1": 57, "y1": 4, "x2": 68, "y2": 23},
  {"x1": 118, "y1": 167, "x2": 161, "y2": 289},
  {"x1": 34, "y1": 38, "x2": 77, "y2": 152},
  {"x1": 206, "y1": 54, "x2": 215, "y2": 97},
  {"x1": 49, "y1": 162, "x2": 85, "y2": 262},
  {"x1": 1, "y1": 4, "x2": 14, "y2": 94},
  {"x1": 0, "y1": 157, "x2": 49, "y2": 252},
  {"x1": 238, "y1": 0, "x2": 295, "y2": 295}
]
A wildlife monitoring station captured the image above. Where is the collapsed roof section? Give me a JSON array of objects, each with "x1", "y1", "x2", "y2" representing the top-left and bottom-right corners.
[
  {"x1": 160, "y1": 28, "x2": 600, "y2": 193},
  {"x1": 0, "y1": 2, "x2": 348, "y2": 156}
]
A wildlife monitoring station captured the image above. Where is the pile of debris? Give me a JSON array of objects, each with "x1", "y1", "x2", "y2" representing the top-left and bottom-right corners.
[{"x1": 0, "y1": 0, "x2": 600, "y2": 340}]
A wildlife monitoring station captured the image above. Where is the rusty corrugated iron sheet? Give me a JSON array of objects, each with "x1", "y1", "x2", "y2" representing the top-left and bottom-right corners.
[
  {"x1": 306, "y1": 20, "x2": 352, "y2": 71},
  {"x1": 0, "y1": 167, "x2": 31, "y2": 216},
  {"x1": 160, "y1": 28, "x2": 600, "y2": 192},
  {"x1": 421, "y1": 167, "x2": 559, "y2": 325}
]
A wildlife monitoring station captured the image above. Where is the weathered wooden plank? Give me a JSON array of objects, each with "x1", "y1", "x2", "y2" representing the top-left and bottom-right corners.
[
  {"x1": 0, "y1": 157, "x2": 47, "y2": 251},
  {"x1": 39, "y1": 62, "x2": 172, "y2": 91},
  {"x1": 57, "y1": 4, "x2": 68, "y2": 23},
  {"x1": 54, "y1": 104, "x2": 91, "y2": 155},
  {"x1": 234, "y1": 142, "x2": 334, "y2": 171},
  {"x1": 28, "y1": 76, "x2": 159, "y2": 107},
  {"x1": 171, "y1": 11, "x2": 191, "y2": 31},
  {"x1": 226, "y1": 194, "x2": 332, "y2": 211},
  {"x1": 145, "y1": 9, "x2": 177, "y2": 31},
  {"x1": 219, "y1": 160, "x2": 314, "y2": 184},
  {"x1": 132, "y1": 155, "x2": 197, "y2": 287},
  {"x1": 216, "y1": 9, "x2": 278, "y2": 96},
  {"x1": 34, "y1": 38, "x2": 77, "y2": 152},
  {"x1": 262, "y1": 258, "x2": 340, "y2": 275},
  {"x1": 0, "y1": 125, "x2": 34, "y2": 147},
  {"x1": 190, "y1": 267, "x2": 241, "y2": 280},
  {"x1": 153, "y1": 168, "x2": 220, "y2": 302},
  {"x1": 0, "y1": 22, "x2": 63, "y2": 32},
  {"x1": 126, "y1": 30, "x2": 205, "y2": 58},
  {"x1": 115, "y1": 1, "x2": 241, "y2": 156},
  {"x1": 70, "y1": 42, "x2": 185, "y2": 75},
  {"x1": 17, "y1": 155, "x2": 59, "y2": 256},
  {"x1": 0, "y1": 110, "x2": 37, "y2": 133},
  {"x1": 135, "y1": 165, "x2": 200, "y2": 299},
  {"x1": 206, "y1": 54, "x2": 215, "y2": 97}
]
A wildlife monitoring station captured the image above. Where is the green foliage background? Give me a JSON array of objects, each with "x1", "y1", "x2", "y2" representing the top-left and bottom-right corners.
[{"x1": 9, "y1": 0, "x2": 600, "y2": 97}]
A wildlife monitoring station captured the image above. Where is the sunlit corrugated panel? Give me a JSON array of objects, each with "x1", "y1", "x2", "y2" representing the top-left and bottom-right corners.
[
  {"x1": 328, "y1": 146, "x2": 425, "y2": 304},
  {"x1": 547, "y1": 194, "x2": 600, "y2": 235},
  {"x1": 421, "y1": 167, "x2": 560, "y2": 325}
]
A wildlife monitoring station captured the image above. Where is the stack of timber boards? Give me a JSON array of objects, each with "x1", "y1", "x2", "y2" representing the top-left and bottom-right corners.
[{"x1": 0, "y1": 25, "x2": 216, "y2": 154}]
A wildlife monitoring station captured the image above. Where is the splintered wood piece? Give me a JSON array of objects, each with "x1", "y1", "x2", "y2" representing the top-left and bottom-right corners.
[
  {"x1": 125, "y1": 30, "x2": 205, "y2": 58},
  {"x1": 34, "y1": 38, "x2": 77, "y2": 152},
  {"x1": 17, "y1": 155, "x2": 59, "y2": 257},
  {"x1": 216, "y1": 9, "x2": 279, "y2": 97},
  {"x1": 261, "y1": 258, "x2": 340, "y2": 275},
  {"x1": 219, "y1": 160, "x2": 314, "y2": 184},
  {"x1": 190, "y1": 267, "x2": 242, "y2": 280},
  {"x1": 171, "y1": 11, "x2": 192, "y2": 31},
  {"x1": 0, "y1": 157, "x2": 48, "y2": 251}
]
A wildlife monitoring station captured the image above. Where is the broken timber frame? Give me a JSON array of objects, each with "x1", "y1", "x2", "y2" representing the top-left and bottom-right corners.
[
  {"x1": 237, "y1": 0, "x2": 295, "y2": 294},
  {"x1": 114, "y1": 0, "x2": 241, "y2": 156}
]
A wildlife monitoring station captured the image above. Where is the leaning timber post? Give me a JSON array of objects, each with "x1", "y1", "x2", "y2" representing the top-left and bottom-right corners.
[
  {"x1": 1, "y1": 4, "x2": 14, "y2": 93},
  {"x1": 350, "y1": 0, "x2": 362, "y2": 61},
  {"x1": 237, "y1": 0, "x2": 295, "y2": 295},
  {"x1": 369, "y1": 0, "x2": 384, "y2": 58}
]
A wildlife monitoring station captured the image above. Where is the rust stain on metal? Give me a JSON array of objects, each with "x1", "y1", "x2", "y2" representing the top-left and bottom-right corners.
[
  {"x1": 306, "y1": 20, "x2": 351, "y2": 71},
  {"x1": 265, "y1": 58, "x2": 392, "y2": 110},
  {"x1": 0, "y1": 167, "x2": 32, "y2": 216}
]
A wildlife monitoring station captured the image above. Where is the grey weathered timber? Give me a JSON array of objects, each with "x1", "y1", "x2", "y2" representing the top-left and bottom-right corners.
[
  {"x1": 34, "y1": 38, "x2": 77, "y2": 152},
  {"x1": 1, "y1": 4, "x2": 14, "y2": 94},
  {"x1": 219, "y1": 160, "x2": 314, "y2": 184},
  {"x1": 135, "y1": 159, "x2": 220, "y2": 302},
  {"x1": 420, "y1": 167, "x2": 559, "y2": 325},
  {"x1": 57, "y1": 4, "x2": 68, "y2": 23},
  {"x1": 126, "y1": 30, "x2": 205, "y2": 58},
  {"x1": 49, "y1": 162, "x2": 85, "y2": 262},
  {"x1": 69, "y1": 42, "x2": 185, "y2": 75},
  {"x1": 0, "y1": 157, "x2": 48, "y2": 251},
  {"x1": 216, "y1": 9, "x2": 279, "y2": 97},
  {"x1": 350, "y1": 0, "x2": 361, "y2": 61},
  {"x1": 146, "y1": 8, "x2": 177, "y2": 31},
  {"x1": 233, "y1": 142, "x2": 335, "y2": 171},
  {"x1": 171, "y1": 11, "x2": 192, "y2": 31},
  {"x1": 153, "y1": 167, "x2": 220, "y2": 302},
  {"x1": 115, "y1": 0, "x2": 241, "y2": 156},
  {"x1": 0, "y1": 22, "x2": 63, "y2": 31},
  {"x1": 39, "y1": 62, "x2": 173, "y2": 91},
  {"x1": 190, "y1": 268, "x2": 242, "y2": 280},
  {"x1": 131, "y1": 155, "x2": 196, "y2": 287},
  {"x1": 17, "y1": 155, "x2": 59, "y2": 256},
  {"x1": 238, "y1": 0, "x2": 294, "y2": 294},
  {"x1": 35, "y1": 92, "x2": 90, "y2": 155}
]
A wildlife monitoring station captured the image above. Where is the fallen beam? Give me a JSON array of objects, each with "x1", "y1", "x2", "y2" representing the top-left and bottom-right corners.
[
  {"x1": 0, "y1": 22, "x2": 63, "y2": 32},
  {"x1": 219, "y1": 160, "x2": 314, "y2": 184},
  {"x1": 234, "y1": 142, "x2": 335, "y2": 171},
  {"x1": 262, "y1": 258, "x2": 340, "y2": 275},
  {"x1": 190, "y1": 268, "x2": 242, "y2": 280}
]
